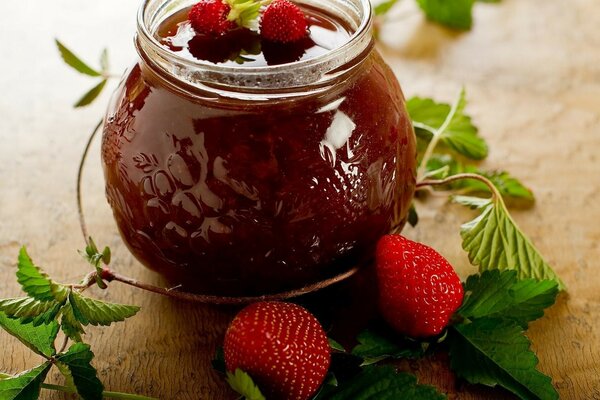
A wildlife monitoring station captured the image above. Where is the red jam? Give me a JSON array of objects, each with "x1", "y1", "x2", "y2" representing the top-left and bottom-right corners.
[{"x1": 101, "y1": 3, "x2": 416, "y2": 296}]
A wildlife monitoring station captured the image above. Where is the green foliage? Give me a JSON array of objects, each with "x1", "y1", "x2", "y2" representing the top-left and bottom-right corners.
[
  {"x1": 56, "y1": 343, "x2": 104, "y2": 400},
  {"x1": 416, "y1": 0, "x2": 474, "y2": 30},
  {"x1": 427, "y1": 155, "x2": 535, "y2": 205},
  {"x1": 373, "y1": 0, "x2": 400, "y2": 15},
  {"x1": 55, "y1": 40, "x2": 101, "y2": 77},
  {"x1": 74, "y1": 80, "x2": 108, "y2": 108},
  {"x1": 321, "y1": 365, "x2": 446, "y2": 399},
  {"x1": 0, "y1": 298, "x2": 63, "y2": 326},
  {"x1": 55, "y1": 40, "x2": 111, "y2": 108},
  {"x1": 60, "y1": 304, "x2": 85, "y2": 342},
  {"x1": 0, "y1": 313, "x2": 58, "y2": 358},
  {"x1": 16, "y1": 248, "x2": 67, "y2": 302},
  {"x1": 226, "y1": 369, "x2": 266, "y2": 400},
  {"x1": 225, "y1": 0, "x2": 266, "y2": 31},
  {"x1": 457, "y1": 196, "x2": 565, "y2": 289},
  {"x1": 351, "y1": 329, "x2": 426, "y2": 365},
  {"x1": 408, "y1": 90, "x2": 489, "y2": 161},
  {"x1": 0, "y1": 363, "x2": 52, "y2": 400},
  {"x1": 328, "y1": 338, "x2": 346, "y2": 352},
  {"x1": 449, "y1": 318, "x2": 558, "y2": 400},
  {"x1": 69, "y1": 292, "x2": 140, "y2": 327},
  {"x1": 459, "y1": 271, "x2": 559, "y2": 328}
]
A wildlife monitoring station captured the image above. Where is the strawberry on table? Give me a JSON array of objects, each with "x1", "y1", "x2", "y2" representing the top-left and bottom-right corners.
[
  {"x1": 376, "y1": 235, "x2": 464, "y2": 338},
  {"x1": 224, "y1": 301, "x2": 331, "y2": 400},
  {"x1": 260, "y1": 0, "x2": 308, "y2": 43}
]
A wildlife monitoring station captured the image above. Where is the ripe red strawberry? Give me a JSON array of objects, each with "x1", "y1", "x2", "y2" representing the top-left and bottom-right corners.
[
  {"x1": 189, "y1": 0, "x2": 236, "y2": 36},
  {"x1": 260, "y1": 0, "x2": 308, "y2": 43},
  {"x1": 376, "y1": 235, "x2": 464, "y2": 338},
  {"x1": 224, "y1": 301, "x2": 331, "y2": 400}
]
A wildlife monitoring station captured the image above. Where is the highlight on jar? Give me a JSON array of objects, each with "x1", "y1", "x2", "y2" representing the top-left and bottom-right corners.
[{"x1": 101, "y1": 0, "x2": 416, "y2": 297}]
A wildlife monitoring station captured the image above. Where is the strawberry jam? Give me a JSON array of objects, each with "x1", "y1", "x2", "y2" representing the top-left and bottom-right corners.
[{"x1": 101, "y1": 0, "x2": 416, "y2": 296}]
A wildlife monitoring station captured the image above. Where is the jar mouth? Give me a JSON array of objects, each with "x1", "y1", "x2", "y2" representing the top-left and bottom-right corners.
[{"x1": 136, "y1": 0, "x2": 373, "y2": 92}]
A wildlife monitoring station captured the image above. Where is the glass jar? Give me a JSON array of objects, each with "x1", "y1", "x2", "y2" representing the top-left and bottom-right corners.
[{"x1": 101, "y1": 0, "x2": 416, "y2": 297}]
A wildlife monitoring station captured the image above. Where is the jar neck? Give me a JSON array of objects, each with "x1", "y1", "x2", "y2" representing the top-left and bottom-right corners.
[{"x1": 135, "y1": 0, "x2": 374, "y2": 99}]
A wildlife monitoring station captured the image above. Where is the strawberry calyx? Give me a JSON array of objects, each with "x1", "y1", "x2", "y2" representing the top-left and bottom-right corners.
[{"x1": 225, "y1": 0, "x2": 272, "y2": 31}]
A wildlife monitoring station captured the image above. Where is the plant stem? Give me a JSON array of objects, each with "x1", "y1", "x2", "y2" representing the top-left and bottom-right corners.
[
  {"x1": 101, "y1": 267, "x2": 360, "y2": 305},
  {"x1": 41, "y1": 383, "x2": 159, "y2": 400},
  {"x1": 417, "y1": 173, "x2": 502, "y2": 202},
  {"x1": 77, "y1": 119, "x2": 103, "y2": 246},
  {"x1": 416, "y1": 89, "x2": 463, "y2": 181}
]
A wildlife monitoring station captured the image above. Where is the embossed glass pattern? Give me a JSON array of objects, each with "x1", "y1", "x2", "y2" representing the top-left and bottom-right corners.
[{"x1": 101, "y1": 0, "x2": 416, "y2": 296}]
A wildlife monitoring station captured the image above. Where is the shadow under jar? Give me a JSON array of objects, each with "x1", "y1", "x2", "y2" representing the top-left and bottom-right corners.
[{"x1": 101, "y1": 0, "x2": 416, "y2": 297}]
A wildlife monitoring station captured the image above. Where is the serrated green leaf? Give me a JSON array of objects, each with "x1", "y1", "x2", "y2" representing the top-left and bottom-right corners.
[
  {"x1": 351, "y1": 330, "x2": 426, "y2": 365},
  {"x1": 69, "y1": 292, "x2": 139, "y2": 327},
  {"x1": 0, "y1": 297, "x2": 63, "y2": 327},
  {"x1": 74, "y1": 79, "x2": 107, "y2": 108},
  {"x1": 322, "y1": 365, "x2": 446, "y2": 400},
  {"x1": 0, "y1": 313, "x2": 58, "y2": 357},
  {"x1": 427, "y1": 155, "x2": 535, "y2": 205},
  {"x1": 449, "y1": 318, "x2": 558, "y2": 400},
  {"x1": 55, "y1": 40, "x2": 101, "y2": 77},
  {"x1": 408, "y1": 90, "x2": 488, "y2": 161},
  {"x1": 373, "y1": 0, "x2": 400, "y2": 15},
  {"x1": 57, "y1": 343, "x2": 104, "y2": 400},
  {"x1": 416, "y1": 0, "x2": 474, "y2": 30},
  {"x1": 16, "y1": 248, "x2": 68, "y2": 302},
  {"x1": 329, "y1": 338, "x2": 345, "y2": 352},
  {"x1": 459, "y1": 271, "x2": 559, "y2": 328},
  {"x1": 226, "y1": 369, "x2": 265, "y2": 400},
  {"x1": 0, "y1": 363, "x2": 52, "y2": 400},
  {"x1": 459, "y1": 199, "x2": 565, "y2": 289},
  {"x1": 60, "y1": 303, "x2": 85, "y2": 342}
]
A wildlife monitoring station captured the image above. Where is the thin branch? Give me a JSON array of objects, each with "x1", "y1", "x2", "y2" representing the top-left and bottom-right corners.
[
  {"x1": 416, "y1": 173, "x2": 502, "y2": 202},
  {"x1": 77, "y1": 119, "x2": 103, "y2": 247},
  {"x1": 103, "y1": 267, "x2": 360, "y2": 306}
]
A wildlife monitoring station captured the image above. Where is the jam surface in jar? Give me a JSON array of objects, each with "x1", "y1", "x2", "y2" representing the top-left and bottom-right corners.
[{"x1": 102, "y1": 4, "x2": 416, "y2": 296}]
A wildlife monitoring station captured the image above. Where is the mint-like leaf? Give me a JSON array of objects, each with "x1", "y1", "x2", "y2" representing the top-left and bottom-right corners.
[
  {"x1": 56, "y1": 343, "x2": 104, "y2": 400},
  {"x1": 0, "y1": 297, "x2": 62, "y2": 326},
  {"x1": 416, "y1": 0, "x2": 474, "y2": 30},
  {"x1": 408, "y1": 90, "x2": 488, "y2": 161},
  {"x1": 17, "y1": 247, "x2": 68, "y2": 302},
  {"x1": 351, "y1": 330, "x2": 426, "y2": 365},
  {"x1": 329, "y1": 338, "x2": 346, "y2": 352},
  {"x1": 458, "y1": 197, "x2": 565, "y2": 289},
  {"x1": 321, "y1": 365, "x2": 446, "y2": 399},
  {"x1": 226, "y1": 0, "x2": 264, "y2": 31},
  {"x1": 60, "y1": 304, "x2": 85, "y2": 342},
  {"x1": 69, "y1": 292, "x2": 140, "y2": 326},
  {"x1": 373, "y1": 0, "x2": 400, "y2": 15},
  {"x1": 55, "y1": 40, "x2": 101, "y2": 77},
  {"x1": 226, "y1": 369, "x2": 266, "y2": 400},
  {"x1": 427, "y1": 155, "x2": 535, "y2": 205},
  {"x1": 459, "y1": 271, "x2": 559, "y2": 328},
  {"x1": 449, "y1": 318, "x2": 558, "y2": 400},
  {"x1": 0, "y1": 313, "x2": 58, "y2": 357},
  {"x1": 0, "y1": 363, "x2": 52, "y2": 400},
  {"x1": 74, "y1": 79, "x2": 107, "y2": 108}
]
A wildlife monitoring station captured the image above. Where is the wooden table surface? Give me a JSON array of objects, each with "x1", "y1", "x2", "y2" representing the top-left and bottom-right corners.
[{"x1": 1, "y1": 0, "x2": 599, "y2": 398}]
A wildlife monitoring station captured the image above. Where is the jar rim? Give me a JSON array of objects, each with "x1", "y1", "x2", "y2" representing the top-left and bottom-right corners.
[{"x1": 136, "y1": 0, "x2": 373, "y2": 92}]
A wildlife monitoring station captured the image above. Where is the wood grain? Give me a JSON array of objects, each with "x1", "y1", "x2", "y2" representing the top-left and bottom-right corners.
[{"x1": 1, "y1": 0, "x2": 599, "y2": 398}]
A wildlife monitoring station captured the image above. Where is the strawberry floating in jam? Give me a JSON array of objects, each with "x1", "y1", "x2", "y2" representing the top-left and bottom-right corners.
[
  {"x1": 260, "y1": 0, "x2": 308, "y2": 43},
  {"x1": 188, "y1": 0, "x2": 236, "y2": 35}
]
